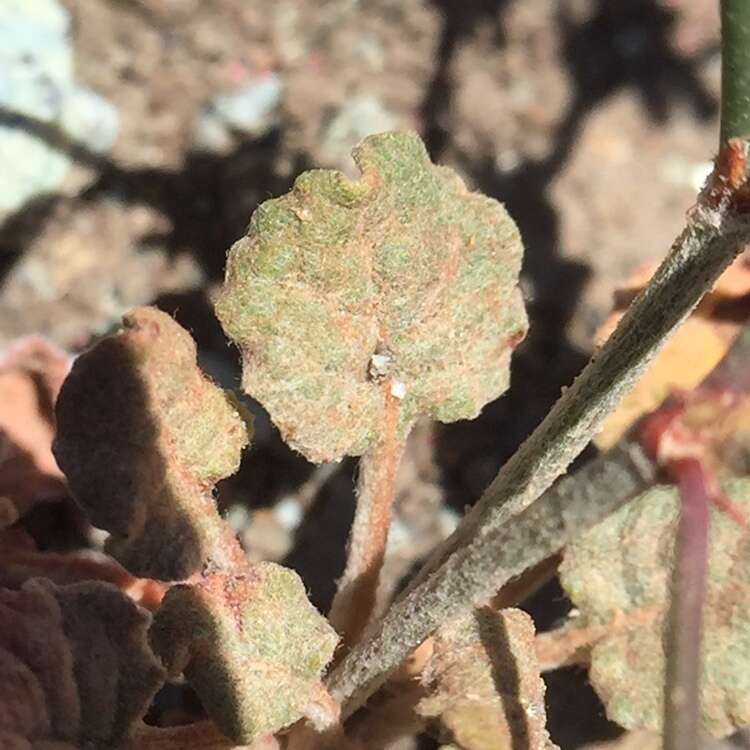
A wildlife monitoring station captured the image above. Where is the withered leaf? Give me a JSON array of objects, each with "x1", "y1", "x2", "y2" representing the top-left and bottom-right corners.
[
  {"x1": 53, "y1": 307, "x2": 253, "y2": 580},
  {"x1": 0, "y1": 537, "x2": 166, "y2": 611},
  {"x1": 417, "y1": 607, "x2": 556, "y2": 750},
  {"x1": 216, "y1": 130, "x2": 526, "y2": 463},
  {"x1": 560, "y1": 479, "x2": 750, "y2": 737},
  {"x1": 595, "y1": 258, "x2": 750, "y2": 449},
  {"x1": 0, "y1": 337, "x2": 71, "y2": 528},
  {"x1": 150, "y1": 564, "x2": 339, "y2": 744},
  {"x1": 0, "y1": 578, "x2": 164, "y2": 749}
]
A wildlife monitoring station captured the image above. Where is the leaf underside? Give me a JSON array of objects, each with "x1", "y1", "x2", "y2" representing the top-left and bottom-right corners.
[
  {"x1": 418, "y1": 607, "x2": 556, "y2": 750},
  {"x1": 53, "y1": 307, "x2": 252, "y2": 580},
  {"x1": 560, "y1": 479, "x2": 750, "y2": 737}
]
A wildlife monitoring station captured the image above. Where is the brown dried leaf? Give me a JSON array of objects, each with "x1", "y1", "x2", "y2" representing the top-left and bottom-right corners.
[
  {"x1": 0, "y1": 537, "x2": 166, "y2": 611},
  {"x1": 53, "y1": 307, "x2": 253, "y2": 580},
  {"x1": 150, "y1": 565, "x2": 339, "y2": 744},
  {"x1": 216, "y1": 131, "x2": 527, "y2": 463},
  {"x1": 0, "y1": 337, "x2": 71, "y2": 527},
  {"x1": 559, "y1": 478, "x2": 750, "y2": 737},
  {"x1": 596, "y1": 259, "x2": 750, "y2": 449},
  {"x1": 582, "y1": 731, "x2": 661, "y2": 750},
  {"x1": 135, "y1": 720, "x2": 280, "y2": 749},
  {"x1": 417, "y1": 607, "x2": 556, "y2": 750},
  {"x1": 0, "y1": 578, "x2": 165, "y2": 749}
]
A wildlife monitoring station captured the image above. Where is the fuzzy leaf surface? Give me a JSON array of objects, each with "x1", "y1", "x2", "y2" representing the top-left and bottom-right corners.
[
  {"x1": 560, "y1": 479, "x2": 750, "y2": 737},
  {"x1": 216, "y1": 130, "x2": 526, "y2": 462},
  {"x1": 417, "y1": 607, "x2": 556, "y2": 750},
  {"x1": 0, "y1": 579, "x2": 164, "y2": 749},
  {"x1": 150, "y1": 564, "x2": 339, "y2": 744},
  {"x1": 53, "y1": 307, "x2": 252, "y2": 580}
]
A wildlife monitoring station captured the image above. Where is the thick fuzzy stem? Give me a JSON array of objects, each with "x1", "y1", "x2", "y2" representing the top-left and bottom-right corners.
[{"x1": 329, "y1": 385, "x2": 406, "y2": 650}]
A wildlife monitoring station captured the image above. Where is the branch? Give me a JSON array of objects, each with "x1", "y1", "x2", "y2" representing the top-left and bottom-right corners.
[
  {"x1": 721, "y1": 0, "x2": 750, "y2": 144},
  {"x1": 327, "y1": 142, "x2": 750, "y2": 716}
]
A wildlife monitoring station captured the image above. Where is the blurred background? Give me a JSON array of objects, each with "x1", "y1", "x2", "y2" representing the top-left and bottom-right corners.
[{"x1": 0, "y1": 1, "x2": 727, "y2": 746}]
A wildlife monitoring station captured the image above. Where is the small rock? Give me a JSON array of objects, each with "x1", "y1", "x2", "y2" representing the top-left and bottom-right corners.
[
  {"x1": 192, "y1": 73, "x2": 283, "y2": 152},
  {"x1": 320, "y1": 94, "x2": 399, "y2": 171},
  {"x1": 0, "y1": 0, "x2": 119, "y2": 213}
]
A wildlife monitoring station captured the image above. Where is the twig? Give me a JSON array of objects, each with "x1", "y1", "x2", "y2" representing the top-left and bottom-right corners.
[
  {"x1": 721, "y1": 0, "x2": 750, "y2": 144},
  {"x1": 327, "y1": 144, "x2": 750, "y2": 716},
  {"x1": 535, "y1": 606, "x2": 660, "y2": 672},
  {"x1": 534, "y1": 623, "x2": 606, "y2": 672},
  {"x1": 328, "y1": 384, "x2": 407, "y2": 649}
]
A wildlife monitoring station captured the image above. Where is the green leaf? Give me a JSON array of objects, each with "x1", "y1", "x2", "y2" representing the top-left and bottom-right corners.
[
  {"x1": 417, "y1": 607, "x2": 556, "y2": 750},
  {"x1": 150, "y1": 564, "x2": 339, "y2": 744},
  {"x1": 560, "y1": 479, "x2": 750, "y2": 737},
  {"x1": 216, "y1": 130, "x2": 526, "y2": 462},
  {"x1": 53, "y1": 307, "x2": 253, "y2": 580}
]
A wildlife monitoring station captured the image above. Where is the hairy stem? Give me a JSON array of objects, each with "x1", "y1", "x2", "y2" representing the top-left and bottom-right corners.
[
  {"x1": 663, "y1": 459, "x2": 711, "y2": 750},
  {"x1": 328, "y1": 439, "x2": 657, "y2": 715},
  {"x1": 328, "y1": 385, "x2": 406, "y2": 649},
  {"x1": 327, "y1": 149, "x2": 750, "y2": 715},
  {"x1": 721, "y1": 0, "x2": 750, "y2": 143}
]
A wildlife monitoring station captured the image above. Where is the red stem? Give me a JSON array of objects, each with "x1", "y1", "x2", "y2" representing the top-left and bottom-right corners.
[
  {"x1": 663, "y1": 457, "x2": 711, "y2": 750},
  {"x1": 328, "y1": 384, "x2": 406, "y2": 650}
]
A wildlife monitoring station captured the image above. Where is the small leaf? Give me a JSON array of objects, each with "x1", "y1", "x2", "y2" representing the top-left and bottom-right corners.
[
  {"x1": 53, "y1": 307, "x2": 253, "y2": 580},
  {"x1": 0, "y1": 578, "x2": 165, "y2": 749},
  {"x1": 150, "y1": 564, "x2": 339, "y2": 744},
  {"x1": 559, "y1": 478, "x2": 750, "y2": 737},
  {"x1": 417, "y1": 607, "x2": 556, "y2": 750},
  {"x1": 216, "y1": 130, "x2": 527, "y2": 463}
]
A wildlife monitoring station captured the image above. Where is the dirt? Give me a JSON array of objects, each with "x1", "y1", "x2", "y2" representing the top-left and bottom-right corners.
[{"x1": 0, "y1": 0, "x2": 726, "y2": 747}]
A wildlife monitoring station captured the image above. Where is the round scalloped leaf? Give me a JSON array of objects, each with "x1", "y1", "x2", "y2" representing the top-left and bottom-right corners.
[
  {"x1": 53, "y1": 307, "x2": 253, "y2": 580},
  {"x1": 559, "y1": 479, "x2": 750, "y2": 737},
  {"x1": 151, "y1": 564, "x2": 338, "y2": 743},
  {"x1": 216, "y1": 130, "x2": 526, "y2": 462}
]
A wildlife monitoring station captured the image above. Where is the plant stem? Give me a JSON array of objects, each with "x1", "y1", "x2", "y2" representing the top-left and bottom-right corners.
[
  {"x1": 663, "y1": 460, "x2": 711, "y2": 750},
  {"x1": 534, "y1": 606, "x2": 661, "y2": 672},
  {"x1": 328, "y1": 384, "x2": 406, "y2": 650},
  {"x1": 327, "y1": 438, "x2": 657, "y2": 715},
  {"x1": 721, "y1": 0, "x2": 750, "y2": 144},
  {"x1": 657, "y1": 325, "x2": 750, "y2": 748},
  {"x1": 327, "y1": 149, "x2": 750, "y2": 715}
]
